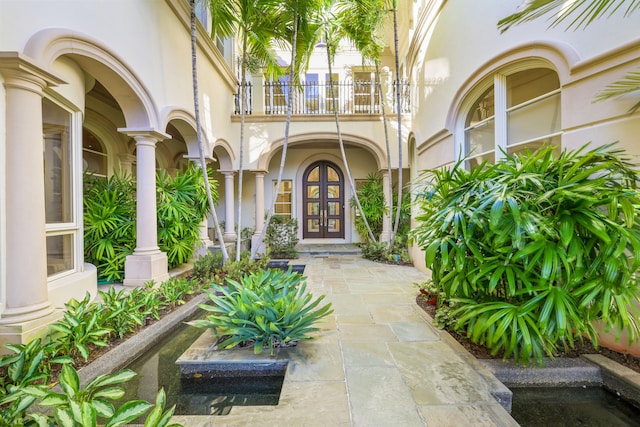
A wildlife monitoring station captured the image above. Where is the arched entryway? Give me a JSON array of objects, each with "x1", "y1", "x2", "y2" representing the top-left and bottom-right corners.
[{"x1": 302, "y1": 161, "x2": 344, "y2": 238}]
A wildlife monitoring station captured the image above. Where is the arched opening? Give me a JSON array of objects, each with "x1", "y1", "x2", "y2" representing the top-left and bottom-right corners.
[{"x1": 302, "y1": 161, "x2": 344, "y2": 239}]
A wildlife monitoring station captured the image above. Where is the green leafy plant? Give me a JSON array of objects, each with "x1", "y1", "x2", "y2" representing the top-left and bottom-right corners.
[
  {"x1": 83, "y1": 172, "x2": 136, "y2": 282},
  {"x1": 191, "y1": 269, "x2": 333, "y2": 355},
  {"x1": 127, "y1": 284, "x2": 166, "y2": 324},
  {"x1": 97, "y1": 287, "x2": 146, "y2": 340},
  {"x1": 351, "y1": 173, "x2": 386, "y2": 241},
  {"x1": 35, "y1": 366, "x2": 148, "y2": 426},
  {"x1": 265, "y1": 216, "x2": 299, "y2": 259},
  {"x1": 0, "y1": 339, "x2": 73, "y2": 426},
  {"x1": 49, "y1": 293, "x2": 112, "y2": 361},
  {"x1": 18, "y1": 365, "x2": 175, "y2": 427},
  {"x1": 190, "y1": 250, "x2": 270, "y2": 287},
  {"x1": 412, "y1": 144, "x2": 640, "y2": 364},
  {"x1": 360, "y1": 241, "x2": 411, "y2": 265},
  {"x1": 157, "y1": 277, "x2": 196, "y2": 308},
  {"x1": 84, "y1": 165, "x2": 218, "y2": 280},
  {"x1": 156, "y1": 165, "x2": 216, "y2": 268}
]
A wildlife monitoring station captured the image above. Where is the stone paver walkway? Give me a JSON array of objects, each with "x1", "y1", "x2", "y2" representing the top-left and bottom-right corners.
[{"x1": 173, "y1": 255, "x2": 519, "y2": 426}]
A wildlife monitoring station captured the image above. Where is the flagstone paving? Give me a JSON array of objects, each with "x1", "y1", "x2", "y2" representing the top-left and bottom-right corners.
[{"x1": 172, "y1": 254, "x2": 519, "y2": 426}]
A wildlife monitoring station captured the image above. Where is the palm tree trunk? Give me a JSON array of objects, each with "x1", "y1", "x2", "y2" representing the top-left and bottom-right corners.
[
  {"x1": 251, "y1": 14, "x2": 299, "y2": 259},
  {"x1": 376, "y1": 61, "x2": 394, "y2": 245},
  {"x1": 235, "y1": 30, "x2": 249, "y2": 261},
  {"x1": 391, "y1": 2, "x2": 403, "y2": 239},
  {"x1": 190, "y1": 0, "x2": 228, "y2": 262},
  {"x1": 326, "y1": 30, "x2": 376, "y2": 242}
]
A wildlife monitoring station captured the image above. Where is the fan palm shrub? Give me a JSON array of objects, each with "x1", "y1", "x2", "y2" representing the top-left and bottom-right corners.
[
  {"x1": 156, "y1": 164, "x2": 215, "y2": 268},
  {"x1": 84, "y1": 172, "x2": 136, "y2": 282},
  {"x1": 412, "y1": 143, "x2": 640, "y2": 364},
  {"x1": 84, "y1": 165, "x2": 217, "y2": 280},
  {"x1": 351, "y1": 173, "x2": 385, "y2": 241}
]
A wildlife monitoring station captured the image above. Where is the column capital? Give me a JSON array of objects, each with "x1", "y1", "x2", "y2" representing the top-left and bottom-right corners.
[
  {"x1": 117, "y1": 128, "x2": 170, "y2": 145},
  {"x1": 252, "y1": 169, "x2": 268, "y2": 177},
  {"x1": 0, "y1": 52, "x2": 66, "y2": 91},
  {"x1": 219, "y1": 170, "x2": 236, "y2": 176},
  {"x1": 119, "y1": 153, "x2": 136, "y2": 163},
  {"x1": 184, "y1": 154, "x2": 217, "y2": 163}
]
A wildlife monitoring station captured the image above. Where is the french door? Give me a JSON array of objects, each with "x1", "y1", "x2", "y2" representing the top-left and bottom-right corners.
[{"x1": 302, "y1": 161, "x2": 344, "y2": 238}]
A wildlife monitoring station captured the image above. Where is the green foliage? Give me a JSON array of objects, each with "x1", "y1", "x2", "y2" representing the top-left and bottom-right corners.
[
  {"x1": 11, "y1": 365, "x2": 177, "y2": 427},
  {"x1": 190, "y1": 250, "x2": 270, "y2": 287},
  {"x1": 84, "y1": 172, "x2": 136, "y2": 282},
  {"x1": 412, "y1": 144, "x2": 640, "y2": 364},
  {"x1": 98, "y1": 287, "x2": 145, "y2": 340},
  {"x1": 351, "y1": 173, "x2": 386, "y2": 241},
  {"x1": 0, "y1": 339, "x2": 73, "y2": 426},
  {"x1": 84, "y1": 165, "x2": 218, "y2": 280},
  {"x1": 351, "y1": 173, "x2": 411, "y2": 245},
  {"x1": 49, "y1": 293, "x2": 112, "y2": 361},
  {"x1": 156, "y1": 165, "x2": 216, "y2": 268},
  {"x1": 157, "y1": 277, "x2": 197, "y2": 308},
  {"x1": 191, "y1": 269, "x2": 333, "y2": 355},
  {"x1": 360, "y1": 241, "x2": 411, "y2": 264},
  {"x1": 265, "y1": 216, "x2": 299, "y2": 259}
]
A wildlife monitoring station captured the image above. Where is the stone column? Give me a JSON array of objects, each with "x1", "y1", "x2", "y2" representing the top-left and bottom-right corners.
[
  {"x1": 119, "y1": 129, "x2": 170, "y2": 287},
  {"x1": 251, "y1": 170, "x2": 266, "y2": 251},
  {"x1": 381, "y1": 66, "x2": 393, "y2": 112},
  {"x1": 380, "y1": 171, "x2": 392, "y2": 243},
  {"x1": 0, "y1": 54, "x2": 64, "y2": 336},
  {"x1": 220, "y1": 171, "x2": 237, "y2": 241},
  {"x1": 251, "y1": 71, "x2": 265, "y2": 115}
]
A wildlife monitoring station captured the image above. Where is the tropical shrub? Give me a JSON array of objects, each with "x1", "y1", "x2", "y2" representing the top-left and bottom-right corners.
[
  {"x1": 50, "y1": 293, "x2": 112, "y2": 361},
  {"x1": 351, "y1": 173, "x2": 385, "y2": 240},
  {"x1": 360, "y1": 241, "x2": 412, "y2": 265},
  {"x1": 156, "y1": 165, "x2": 216, "y2": 268},
  {"x1": 84, "y1": 172, "x2": 136, "y2": 282},
  {"x1": 411, "y1": 144, "x2": 640, "y2": 364},
  {"x1": 3, "y1": 364, "x2": 179, "y2": 427},
  {"x1": 0, "y1": 339, "x2": 73, "y2": 425},
  {"x1": 351, "y1": 173, "x2": 411, "y2": 244},
  {"x1": 264, "y1": 216, "x2": 299, "y2": 259},
  {"x1": 190, "y1": 250, "x2": 270, "y2": 287},
  {"x1": 84, "y1": 165, "x2": 218, "y2": 280},
  {"x1": 190, "y1": 269, "x2": 333, "y2": 355}
]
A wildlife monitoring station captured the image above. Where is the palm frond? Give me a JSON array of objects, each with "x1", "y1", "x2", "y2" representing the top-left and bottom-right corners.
[
  {"x1": 594, "y1": 71, "x2": 640, "y2": 113},
  {"x1": 498, "y1": 0, "x2": 640, "y2": 33}
]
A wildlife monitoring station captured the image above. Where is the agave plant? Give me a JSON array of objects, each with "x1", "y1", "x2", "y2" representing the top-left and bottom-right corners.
[
  {"x1": 190, "y1": 269, "x2": 333, "y2": 355},
  {"x1": 411, "y1": 143, "x2": 640, "y2": 364}
]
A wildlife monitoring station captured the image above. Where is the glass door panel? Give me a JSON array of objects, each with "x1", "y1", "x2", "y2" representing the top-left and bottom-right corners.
[{"x1": 303, "y1": 161, "x2": 344, "y2": 238}]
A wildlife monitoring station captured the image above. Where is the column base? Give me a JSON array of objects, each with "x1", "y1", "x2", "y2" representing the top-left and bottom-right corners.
[
  {"x1": 123, "y1": 251, "x2": 170, "y2": 287},
  {"x1": 0, "y1": 309, "x2": 63, "y2": 352},
  {"x1": 252, "y1": 234, "x2": 266, "y2": 256},
  {"x1": 195, "y1": 238, "x2": 215, "y2": 258},
  {"x1": 223, "y1": 232, "x2": 237, "y2": 242}
]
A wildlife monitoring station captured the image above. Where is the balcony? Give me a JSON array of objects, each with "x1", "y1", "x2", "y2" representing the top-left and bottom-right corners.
[{"x1": 234, "y1": 79, "x2": 411, "y2": 116}]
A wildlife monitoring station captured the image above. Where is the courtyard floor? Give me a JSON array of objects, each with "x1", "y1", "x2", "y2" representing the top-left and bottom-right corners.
[{"x1": 172, "y1": 250, "x2": 518, "y2": 426}]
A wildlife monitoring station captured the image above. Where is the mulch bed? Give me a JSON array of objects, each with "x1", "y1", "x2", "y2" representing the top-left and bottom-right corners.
[{"x1": 415, "y1": 295, "x2": 640, "y2": 374}]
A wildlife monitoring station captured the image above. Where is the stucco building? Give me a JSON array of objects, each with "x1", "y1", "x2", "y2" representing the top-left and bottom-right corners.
[{"x1": 1, "y1": 0, "x2": 639, "y2": 352}]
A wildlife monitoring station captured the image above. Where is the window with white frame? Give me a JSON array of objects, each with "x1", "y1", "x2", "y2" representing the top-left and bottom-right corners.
[
  {"x1": 273, "y1": 180, "x2": 293, "y2": 218},
  {"x1": 43, "y1": 97, "x2": 80, "y2": 278},
  {"x1": 463, "y1": 67, "x2": 561, "y2": 168},
  {"x1": 82, "y1": 128, "x2": 107, "y2": 177}
]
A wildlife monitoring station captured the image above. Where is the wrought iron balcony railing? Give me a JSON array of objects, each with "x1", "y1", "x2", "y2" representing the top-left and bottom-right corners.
[{"x1": 234, "y1": 79, "x2": 410, "y2": 116}]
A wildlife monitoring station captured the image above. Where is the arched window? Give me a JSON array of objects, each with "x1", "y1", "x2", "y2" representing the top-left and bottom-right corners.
[
  {"x1": 462, "y1": 67, "x2": 561, "y2": 168},
  {"x1": 82, "y1": 129, "x2": 107, "y2": 177}
]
